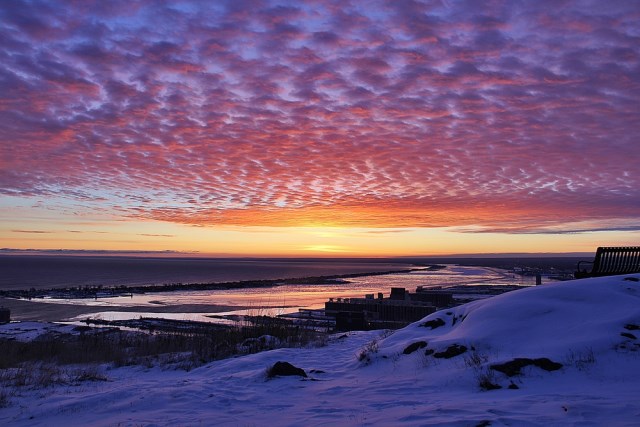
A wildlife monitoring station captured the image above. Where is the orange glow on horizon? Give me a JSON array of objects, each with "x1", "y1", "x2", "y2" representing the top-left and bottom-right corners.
[{"x1": 2, "y1": 214, "x2": 638, "y2": 258}]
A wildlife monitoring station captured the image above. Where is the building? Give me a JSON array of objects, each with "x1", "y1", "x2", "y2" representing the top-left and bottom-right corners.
[{"x1": 325, "y1": 287, "x2": 453, "y2": 331}]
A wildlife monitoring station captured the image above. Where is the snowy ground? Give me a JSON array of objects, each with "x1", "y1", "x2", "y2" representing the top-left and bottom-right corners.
[{"x1": 1, "y1": 274, "x2": 639, "y2": 426}]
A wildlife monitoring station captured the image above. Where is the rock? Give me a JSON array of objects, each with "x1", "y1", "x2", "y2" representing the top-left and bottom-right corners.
[
  {"x1": 433, "y1": 344, "x2": 467, "y2": 359},
  {"x1": 403, "y1": 341, "x2": 428, "y2": 355},
  {"x1": 479, "y1": 379, "x2": 502, "y2": 391},
  {"x1": 420, "y1": 318, "x2": 445, "y2": 329},
  {"x1": 490, "y1": 358, "x2": 562, "y2": 376},
  {"x1": 267, "y1": 361, "x2": 307, "y2": 378}
]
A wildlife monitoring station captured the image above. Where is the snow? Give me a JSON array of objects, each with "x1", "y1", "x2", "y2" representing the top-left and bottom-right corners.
[
  {"x1": 2, "y1": 275, "x2": 640, "y2": 426},
  {"x1": 0, "y1": 321, "x2": 79, "y2": 342}
]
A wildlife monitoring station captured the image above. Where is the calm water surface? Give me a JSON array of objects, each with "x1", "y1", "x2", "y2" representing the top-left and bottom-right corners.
[
  {"x1": 0, "y1": 255, "x2": 411, "y2": 290},
  {"x1": 40, "y1": 265, "x2": 534, "y2": 323}
]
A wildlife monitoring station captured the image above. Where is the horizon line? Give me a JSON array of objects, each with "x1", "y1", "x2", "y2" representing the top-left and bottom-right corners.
[{"x1": 0, "y1": 248, "x2": 595, "y2": 258}]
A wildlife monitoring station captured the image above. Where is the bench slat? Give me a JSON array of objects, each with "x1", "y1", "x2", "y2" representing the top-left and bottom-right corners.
[{"x1": 575, "y1": 246, "x2": 640, "y2": 278}]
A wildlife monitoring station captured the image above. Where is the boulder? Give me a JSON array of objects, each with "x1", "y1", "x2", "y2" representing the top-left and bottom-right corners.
[
  {"x1": 403, "y1": 341, "x2": 428, "y2": 355},
  {"x1": 267, "y1": 361, "x2": 307, "y2": 378}
]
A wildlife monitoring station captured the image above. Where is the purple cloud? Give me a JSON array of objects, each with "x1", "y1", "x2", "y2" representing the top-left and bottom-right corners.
[{"x1": 0, "y1": 0, "x2": 638, "y2": 233}]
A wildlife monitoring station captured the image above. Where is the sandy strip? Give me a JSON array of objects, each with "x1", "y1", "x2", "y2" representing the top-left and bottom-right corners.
[{"x1": 0, "y1": 297, "x2": 247, "y2": 322}]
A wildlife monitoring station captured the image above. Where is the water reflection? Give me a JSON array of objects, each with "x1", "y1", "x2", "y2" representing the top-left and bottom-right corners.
[{"x1": 54, "y1": 265, "x2": 534, "y2": 323}]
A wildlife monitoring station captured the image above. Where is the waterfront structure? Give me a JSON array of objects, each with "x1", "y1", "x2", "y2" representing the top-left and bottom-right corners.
[{"x1": 325, "y1": 287, "x2": 453, "y2": 331}]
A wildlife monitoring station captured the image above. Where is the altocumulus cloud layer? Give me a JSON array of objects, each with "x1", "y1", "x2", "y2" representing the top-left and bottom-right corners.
[{"x1": 1, "y1": 0, "x2": 638, "y2": 232}]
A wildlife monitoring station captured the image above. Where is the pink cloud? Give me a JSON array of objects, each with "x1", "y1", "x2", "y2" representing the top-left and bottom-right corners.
[{"x1": 0, "y1": 0, "x2": 638, "y2": 234}]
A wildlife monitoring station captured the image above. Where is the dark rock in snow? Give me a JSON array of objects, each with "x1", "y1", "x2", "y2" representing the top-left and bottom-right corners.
[
  {"x1": 267, "y1": 361, "x2": 307, "y2": 378},
  {"x1": 479, "y1": 379, "x2": 502, "y2": 391},
  {"x1": 420, "y1": 318, "x2": 445, "y2": 329},
  {"x1": 403, "y1": 341, "x2": 428, "y2": 354},
  {"x1": 490, "y1": 358, "x2": 562, "y2": 377},
  {"x1": 433, "y1": 344, "x2": 467, "y2": 359}
]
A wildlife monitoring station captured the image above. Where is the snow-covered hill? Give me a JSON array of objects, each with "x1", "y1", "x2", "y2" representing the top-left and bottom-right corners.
[{"x1": 2, "y1": 275, "x2": 639, "y2": 426}]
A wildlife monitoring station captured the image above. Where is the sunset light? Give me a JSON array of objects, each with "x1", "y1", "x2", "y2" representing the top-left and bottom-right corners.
[
  {"x1": 1, "y1": 1, "x2": 638, "y2": 256},
  {"x1": 2, "y1": 4, "x2": 640, "y2": 424}
]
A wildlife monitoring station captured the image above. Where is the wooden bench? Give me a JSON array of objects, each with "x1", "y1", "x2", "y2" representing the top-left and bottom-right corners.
[{"x1": 575, "y1": 246, "x2": 640, "y2": 278}]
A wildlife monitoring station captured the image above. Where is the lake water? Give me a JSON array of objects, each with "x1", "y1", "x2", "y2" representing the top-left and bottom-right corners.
[
  {"x1": 39, "y1": 264, "x2": 533, "y2": 323},
  {"x1": 0, "y1": 255, "x2": 411, "y2": 290},
  {"x1": 1, "y1": 255, "x2": 541, "y2": 324}
]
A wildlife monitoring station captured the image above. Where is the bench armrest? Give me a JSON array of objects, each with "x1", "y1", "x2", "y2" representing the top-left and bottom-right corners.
[{"x1": 576, "y1": 260, "x2": 594, "y2": 272}]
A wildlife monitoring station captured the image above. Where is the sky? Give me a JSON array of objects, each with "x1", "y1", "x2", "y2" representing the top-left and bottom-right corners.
[{"x1": 0, "y1": 0, "x2": 639, "y2": 257}]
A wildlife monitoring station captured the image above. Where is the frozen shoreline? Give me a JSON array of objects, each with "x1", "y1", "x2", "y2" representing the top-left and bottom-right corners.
[{"x1": 0, "y1": 297, "x2": 252, "y2": 322}]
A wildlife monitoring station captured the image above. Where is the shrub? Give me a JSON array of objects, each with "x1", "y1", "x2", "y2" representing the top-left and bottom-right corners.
[
  {"x1": 564, "y1": 348, "x2": 596, "y2": 371},
  {"x1": 0, "y1": 389, "x2": 10, "y2": 408},
  {"x1": 72, "y1": 365, "x2": 108, "y2": 383},
  {"x1": 463, "y1": 351, "x2": 488, "y2": 369},
  {"x1": 476, "y1": 368, "x2": 502, "y2": 391},
  {"x1": 357, "y1": 338, "x2": 379, "y2": 364}
]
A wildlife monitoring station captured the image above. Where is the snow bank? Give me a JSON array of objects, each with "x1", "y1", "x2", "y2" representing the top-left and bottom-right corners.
[{"x1": 380, "y1": 274, "x2": 640, "y2": 357}]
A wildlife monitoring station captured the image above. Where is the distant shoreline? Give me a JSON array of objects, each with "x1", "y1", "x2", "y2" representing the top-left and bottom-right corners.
[{"x1": 0, "y1": 266, "x2": 434, "y2": 299}]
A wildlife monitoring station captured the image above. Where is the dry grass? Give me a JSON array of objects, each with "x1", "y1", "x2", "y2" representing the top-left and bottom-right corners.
[
  {"x1": 0, "y1": 318, "x2": 325, "y2": 371},
  {"x1": 0, "y1": 318, "x2": 327, "y2": 407}
]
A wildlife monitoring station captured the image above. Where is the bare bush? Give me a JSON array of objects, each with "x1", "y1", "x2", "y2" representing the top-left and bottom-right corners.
[
  {"x1": 33, "y1": 363, "x2": 66, "y2": 388},
  {"x1": 0, "y1": 363, "x2": 67, "y2": 389},
  {"x1": 476, "y1": 368, "x2": 502, "y2": 391},
  {"x1": 464, "y1": 351, "x2": 489, "y2": 369},
  {"x1": 0, "y1": 388, "x2": 10, "y2": 408},
  {"x1": 564, "y1": 347, "x2": 596, "y2": 371},
  {"x1": 357, "y1": 339, "x2": 380, "y2": 364},
  {"x1": 71, "y1": 365, "x2": 108, "y2": 383}
]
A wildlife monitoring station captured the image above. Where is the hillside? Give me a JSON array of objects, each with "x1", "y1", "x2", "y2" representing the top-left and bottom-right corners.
[{"x1": 2, "y1": 274, "x2": 639, "y2": 426}]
